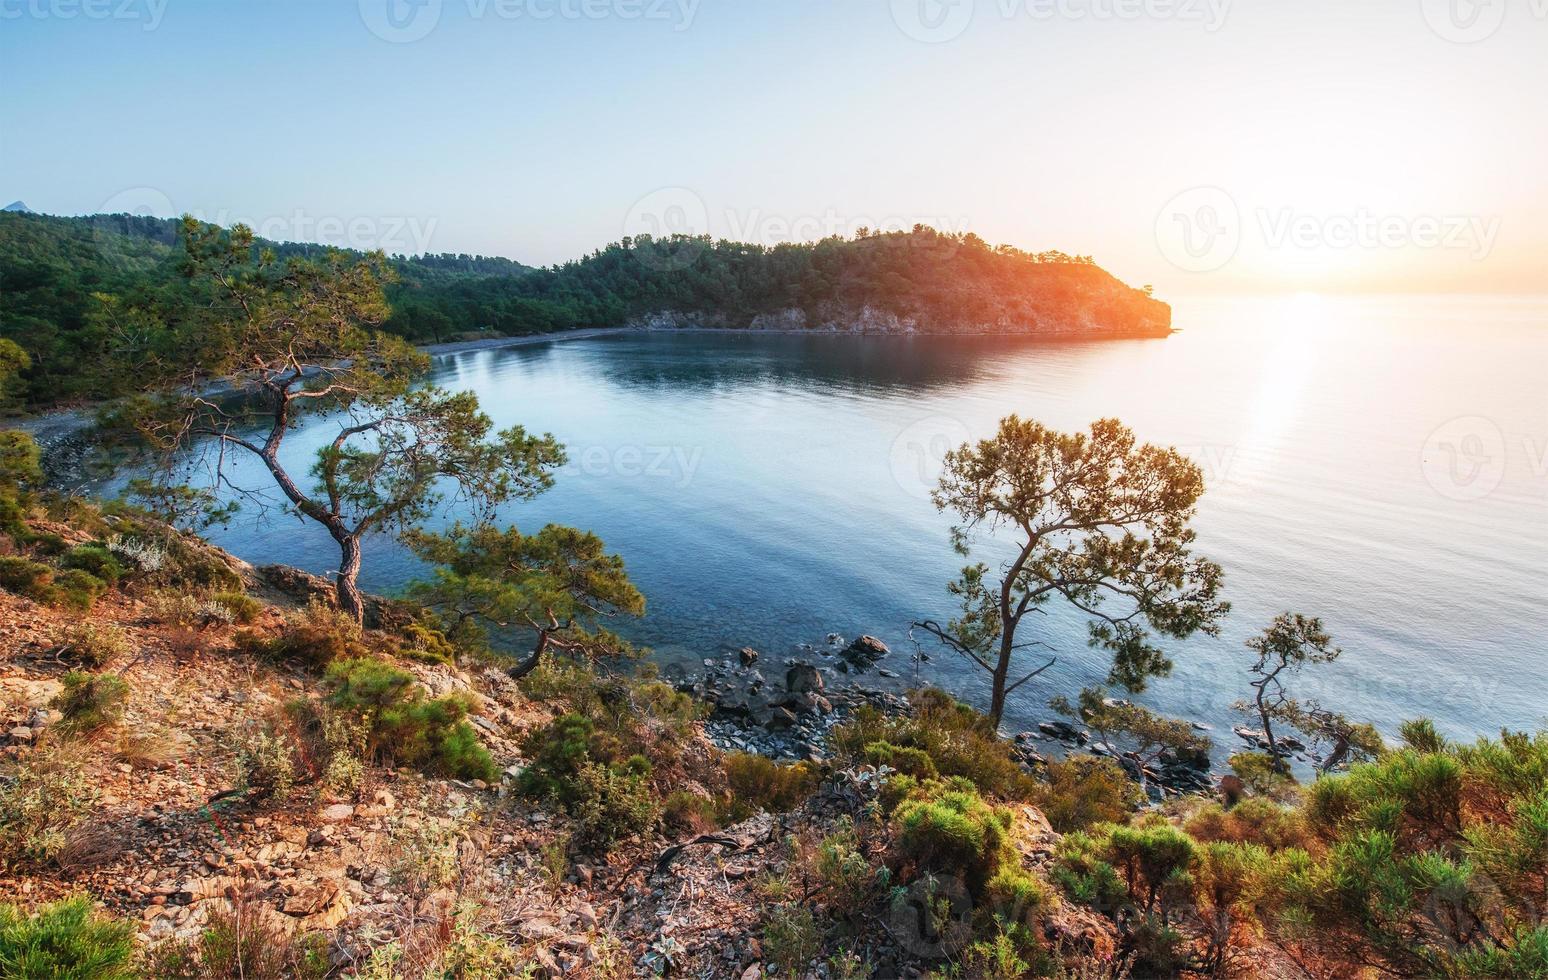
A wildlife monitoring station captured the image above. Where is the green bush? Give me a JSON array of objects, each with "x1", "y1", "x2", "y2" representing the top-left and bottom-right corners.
[
  {"x1": 571, "y1": 759, "x2": 658, "y2": 851},
  {"x1": 0, "y1": 896, "x2": 137, "y2": 980},
  {"x1": 56, "y1": 622, "x2": 132, "y2": 668},
  {"x1": 831, "y1": 688, "x2": 1033, "y2": 800},
  {"x1": 209, "y1": 590, "x2": 263, "y2": 625},
  {"x1": 814, "y1": 820, "x2": 881, "y2": 916},
  {"x1": 863, "y1": 740, "x2": 939, "y2": 780},
  {"x1": 398, "y1": 622, "x2": 456, "y2": 664},
  {"x1": 893, "y1": 781, "x2": 1014, "y2": 892},
  {"x1": 763, "y1": 904, "x2": 823, "y2": 977},
  {"x1": 0, "y1": 743, "x2": 96, "y2": 870},
  {"x1": 240, "y1": 601, "x2": 368, "y2": 669},
  {"x1": 662, "y1": 790, "x2": 721, "y2": 835},
  {"x1": 0, "y1": 555, "x2": 53, "y2": 602},
  {"x1": 52, "y1": 569, "x2": 107, "y2": 611},
  {"x1": 1031, "y1": 755, "x2": 1143, "y2": 833},
  {"x1": 52, "y1": 672, "x2": 130, "y2": 735},
  {"x1": 723, "y1": 752, "x2": 820, "y2": 819},
  {"x1": 1049, "y1": 831, "x2": 1128, "y2": 916},
  {"x1": 325, "y1": 657, "x2": 496, "y2": 781},
  {"x1": 61, "y1": 545, "x2": 126, "y2": 587}
]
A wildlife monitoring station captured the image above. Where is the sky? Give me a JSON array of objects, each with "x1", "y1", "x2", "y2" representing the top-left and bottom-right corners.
[{"x1": 2, "y1": 0, "x2": 1546, "y2": 296}]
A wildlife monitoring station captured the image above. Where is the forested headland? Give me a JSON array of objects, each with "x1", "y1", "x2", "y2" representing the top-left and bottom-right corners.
[{"x1": 0, "y1": 211, "x2": 1167, "y2": 411}]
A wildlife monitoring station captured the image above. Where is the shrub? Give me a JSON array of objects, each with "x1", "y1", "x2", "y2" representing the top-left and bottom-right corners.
[
  {"x1": 0, "y1": 555, "x2": 53, "y2": 601},
  {"x1": 814, "y1": 820, "x2": 881, "y2": 916},
  {"x1": 52, "y1": 672, "x2": 130, "y2": 735},
  {"x1": 1184, "y1": 797, "x2": 1310, "y2": 851},
  {"x1": 325, "y1": 657, "x2": 496, "y2": 781},
  {"x1": 1229, "y1": 751, "x2": 1296, "y2": 798},
  {"x1": 61, "y1": 545, "x2": 126, "y2": 587},
  {"x1": 519, "y1": 713, "x2": 599, "y2": 804},
  {"x1": 0, "y1": 896, "x2": 137, "y2": 980},
  {"x1": 764, "y1": 904, "x2": 823, "y2": 977},
  {"x1": 241, "y1": 601, "x2": 369, "y2": 669},
  {"x1": 893, "y1": 781, "x2": 1014, "y2": 892},
  {"x1": 984, "y1": 866, "x2": 1054, "y2": 927},
  {"x1": 1032, "y1": 755, "x2": 1143, "y2": 832},
  {"x1": 864, "y1": 740, "x2": 939, "y2": 780},
  {"x1": 723, "y1": 752, "x2": 819, "y2": 819},
  {"x1": 56, "y1": 622, "x2": 132, "y2": 668},
  {"x1": 142, "y1": 895, "x2": 330, "y2": 980},
  {"x1": 52, "y1": 569, "x2": 107, "y2": 611},
  {"x1": 209, "y1": 590, "x2": 263, "y2": 625},
  {"x1": 1050, "y1": 831, "x2": 1128, "y2": 916},
  {"x1": 831, "y1": 688, "x2": 1033, "y2": 800},
  {"x1": 571, "y1": 759, "x2": 658, "y2": 851},
  {"x1": 662, "y1": 791, "x2": 720, "y2": 835},
  {"x1": 398, "y1": 622, "x2": 456, "y2": 664},
  {"x1": 0, "y1": 743, "x2": 96, "y2": 869}
]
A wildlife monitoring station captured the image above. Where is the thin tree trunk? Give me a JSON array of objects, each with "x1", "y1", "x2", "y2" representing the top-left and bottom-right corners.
[
  {"x1": 336, "y1": 534, "x2": 365, "y2": 625},
  {"x1": 506, "y1": 632, "x2": 550, "y2": 680},
  {"x1": 989, "y1": 636, "x2": 1012, "y2": 726}
]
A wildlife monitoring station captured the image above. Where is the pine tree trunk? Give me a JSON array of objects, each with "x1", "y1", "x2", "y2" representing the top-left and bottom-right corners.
[{"x1": 336, "y1": 535, "x2": 366, "y2": 626}]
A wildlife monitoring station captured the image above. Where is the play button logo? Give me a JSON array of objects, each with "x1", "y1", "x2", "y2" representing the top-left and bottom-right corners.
[{"x1": 891, "y1": 0, "x2": 974, "y2": 43}]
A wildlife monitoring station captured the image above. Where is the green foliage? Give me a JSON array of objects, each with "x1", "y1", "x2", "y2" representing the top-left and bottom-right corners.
[
  {"x1": 55, "y1": 622, "x2": 132, "y2": 668},
  {"x1": 52, "y1": 672, "x2": 131, "y2": 735},
  {"x1": 1227, "y1": 751, "x2": 1295, "y2": 798},
  {"x1": 0, "y1": 896, "x2": 137, "y2": 980},
  {"x1": 406, "y1": 520, "x2": 644, "y2": 673},
  {"x1": 919, "y1": 416, "x2": 1227, "y2": 722},
  {"x1": 1049, "y1": 831, "x2": 1128, "y2": 915},
  {"x1": 1184, "y1": 798, "x2": 1311, "y2": 852},
  {"x1": 764, "y1": 903, "x2": 824, "y2": 978},
  {"x1": 324, "y1": 657, "x2": 496, "y2": 781},
  {"x1": 518, "y1": 713, "x2": 658, "y2": 851},
  {"x1": 893, "y1": 782, "x2": 1014, "y2": 893},
  {"x1": 570, "y1": 759, "x2": 658, "y2": 851},
  {"x1": 661, "y1": 791, "x2": 721, "y2": 835},
  {"x1": 1400, "y1": 717, "x2": 1447, "y2": 753},
  {"x1": 238, "y1": 601, "x2": 368, "y2": 669},
  {"x1": 0, "y1": 743, "x2": 96, "y2": 869},
  {"x1": 397, "y1": 622, "x2": 456, "y2": 664},
  {"x1": 864, "y1": 740, "x2": 939, "y2": 780},
  {"x1": 60, "y1": 545, "x2": 126, "y2": 587},
  {"x1": 1030, "y1": 755, "x2": 1142, "y2": 833},
  {"x1": 52, "y1": 568, "x2": 108, "y2": 611},
  {"x1": 0, "y1": 555, "x2": 53, "y2": 601},
  {"x1": 208, "y1": 590, "x2": 262, "y2": 625},
  {"x1": 723, "y1": 752, "x2": 820, "y2": 819},
  {"x1": 832, "y1": 688, "x2": 1033, "y2": 800},
  {"x1": 814, "y1": 820, "x2": 882, "y2": 916}
]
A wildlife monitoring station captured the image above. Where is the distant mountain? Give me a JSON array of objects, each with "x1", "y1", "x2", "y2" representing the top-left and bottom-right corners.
[{"x1": 2, "y1": 201, "x2": 31, "y2": 213}]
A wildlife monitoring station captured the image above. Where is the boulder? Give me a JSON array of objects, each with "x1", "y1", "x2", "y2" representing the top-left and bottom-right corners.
[
  {"x1": 840, "y1": 635, "x2": 890, "y2": 666},
  {"x1": 738, "y1": 647, "x2": 760, "y2": 666},
  {"x1": 785, "y1": 664, "x2": 824, "y2": 694}
]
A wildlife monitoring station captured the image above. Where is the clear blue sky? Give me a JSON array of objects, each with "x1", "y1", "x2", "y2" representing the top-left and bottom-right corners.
[{"x1": 3, "y1": 0, "x2": 1546, "y2": 294}]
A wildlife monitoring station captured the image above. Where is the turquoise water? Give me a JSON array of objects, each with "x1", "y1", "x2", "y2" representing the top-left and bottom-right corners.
[{"x1": 195, "y1": 295, "x2": 1548, "y2": 741}]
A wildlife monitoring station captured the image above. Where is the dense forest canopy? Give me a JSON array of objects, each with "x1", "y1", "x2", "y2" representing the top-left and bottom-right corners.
[{"x1": 0, "y1": 211, "x2": 1166, "y2": 410}]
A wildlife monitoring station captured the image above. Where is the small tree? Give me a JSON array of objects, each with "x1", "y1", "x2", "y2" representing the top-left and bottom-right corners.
[
  {"x1": 1050, "y1": 686, "x2": 1210, "y2": 793},
  {"x1": 130, "y1": 219, "x2": 564, "y2": 623},
  {"x1": 1237, "y1": 613, "x2": 1365, "y2": 771},
  {"x1": 914, "y1": 416, "x2": 1227, "y2": 725},
  {"x1": 405, "y1": 521, "x2": 645, "y2": 677}
]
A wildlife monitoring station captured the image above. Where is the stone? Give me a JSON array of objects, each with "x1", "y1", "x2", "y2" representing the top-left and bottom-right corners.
[
  {"x1": 784, "y1": 664, "x2": 824, "y2": 694},
  {"x1": 840, "y1": 635, "x2": 890, "y2": 665},
  {"x1": 283, "y1": 880, "x2": 346, "y2": 924},
  {"x1": 7, "y1": 726, "x2": 33, "y2": 744},
  {"x1": 738, "y1": 646, "x2": 760, "y2": 666},
  {"x1": 319, "y1": 803, "x2": 354, "y2": 823}
]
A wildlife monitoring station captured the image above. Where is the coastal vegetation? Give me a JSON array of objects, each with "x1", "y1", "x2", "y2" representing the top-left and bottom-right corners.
[{"x1": 0, "y1": 211, "x2": 1165, "y2": 411}]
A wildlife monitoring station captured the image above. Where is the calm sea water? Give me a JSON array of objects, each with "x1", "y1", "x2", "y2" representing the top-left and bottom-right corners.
[{"x1": 193, "y1": 295, "x2": 1548, "y2": 742}]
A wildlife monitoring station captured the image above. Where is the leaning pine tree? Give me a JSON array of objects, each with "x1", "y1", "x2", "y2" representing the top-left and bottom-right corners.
[
  {"x1": 129, "y1": 218, "x2": 564, "y2": 624},
  {"x1": 915, "y1": 416, "x2": 1228, "y2": 726}
]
